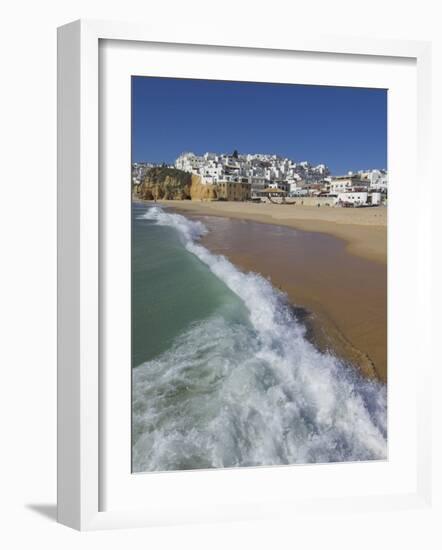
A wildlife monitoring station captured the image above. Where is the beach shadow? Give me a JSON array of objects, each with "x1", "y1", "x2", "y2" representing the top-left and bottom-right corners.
[{"x1": 26, "y1": 503, "x2": 57, "y2": 522}]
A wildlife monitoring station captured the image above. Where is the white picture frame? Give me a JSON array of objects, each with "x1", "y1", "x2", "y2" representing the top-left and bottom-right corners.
[{"x1": 57, "y1": 19, "x2": 433, "y2": 531}]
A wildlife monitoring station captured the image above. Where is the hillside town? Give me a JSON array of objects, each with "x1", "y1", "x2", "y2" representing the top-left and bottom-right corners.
[{"x1": 132, "y1": 151, "x2": 388, "y2": 207}]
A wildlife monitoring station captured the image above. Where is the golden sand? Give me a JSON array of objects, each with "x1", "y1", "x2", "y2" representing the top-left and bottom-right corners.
[
  {"x1": 161, "y1": 200, "x2": 387, "y2": 382},
  {"x1": 162, "y1": 200, "x2": 387, "y2": 265}
]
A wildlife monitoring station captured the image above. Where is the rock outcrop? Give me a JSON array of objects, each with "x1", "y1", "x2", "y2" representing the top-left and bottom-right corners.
[
  {"x1": 133, "y1": 166, "x2": 193, "y2": 200},
  {"x1": 132, "y1": 165, "x2": 261, "y2": 202},
  {"x1": 189, "y1": 174, "x2": 218, "y2": 200}
]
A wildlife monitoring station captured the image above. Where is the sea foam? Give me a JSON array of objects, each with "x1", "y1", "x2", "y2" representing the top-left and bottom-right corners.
[{"x1": 133, "y1": 206, "x2": 387, "y2": 472}]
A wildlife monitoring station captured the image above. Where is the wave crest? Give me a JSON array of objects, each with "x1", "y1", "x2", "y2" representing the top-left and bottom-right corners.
[{"x1": 133, "y1": 206, "x2": 387, "y2": 471}]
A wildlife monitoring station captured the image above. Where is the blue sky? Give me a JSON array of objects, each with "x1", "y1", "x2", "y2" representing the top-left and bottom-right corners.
[{"x1": 132, "y1": 77, "x2": 387, "y2": 175}]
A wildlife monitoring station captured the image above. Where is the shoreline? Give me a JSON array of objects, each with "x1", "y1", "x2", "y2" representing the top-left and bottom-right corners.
[
  {"x1": 136, "y1": 200, "x2": 387, "y2": 382},
  {"x1": 155, "y1": 199, "x2": 387, "y2": 265},
  {"x1": 197, "y1": 214, "x2": 387, "y2": 382},
  {"x1": 131, "y1": 201, "x2": 388, "y2": 470}
]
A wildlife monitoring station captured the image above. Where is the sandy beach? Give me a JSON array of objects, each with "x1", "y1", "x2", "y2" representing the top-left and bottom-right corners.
[
  {"x1": 132, "y1": 202, "x2": 388, "y2": 470},
  {"x1": 129, "y1": 76, "x2": 389, "y2": 471},
  {"x1": 161, "y1": 200, "x2": 387, "y2": 265},
  {"x1": 159, "y1": 200, "x2": 387, "y2": 382}
]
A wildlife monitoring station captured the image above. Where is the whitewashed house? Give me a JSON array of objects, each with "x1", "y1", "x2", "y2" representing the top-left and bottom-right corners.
[
  {"x1": 267, "y1": 181, "x2": 290, "y2": 193},
  {"x1": 370, "y1": 192, "x2": 382, "y2": 205},
  {"x1": 330, "y1": 174, "x2": 369, "y2": 194},
  {"x1": 335, "y1": 191, "x2": 368, "y2": 206}
]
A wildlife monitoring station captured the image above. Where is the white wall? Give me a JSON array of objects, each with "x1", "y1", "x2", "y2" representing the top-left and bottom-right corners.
[
  {"x1": 0, "y1": 1, "x2": 441, "y2": 548},
  {"x1": 336, "y1": 192, "x2": 368, "y2": 204}
]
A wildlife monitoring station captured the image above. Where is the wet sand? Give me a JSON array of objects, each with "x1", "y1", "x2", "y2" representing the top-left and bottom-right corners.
[
  {"x1": 189, "y1": 214, "x2": 387, "y2": 382},
  {"x1": 162, "y1": 200, "x2": 387, "y2": 265}
]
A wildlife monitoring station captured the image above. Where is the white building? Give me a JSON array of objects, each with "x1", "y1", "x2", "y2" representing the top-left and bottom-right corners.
[
  {"x1": 174, "y1": 151, "x2": 330, "y2": 192},
  {"x1": 139, "y1": 154, "x2": 387, "y2": 204},
  {"x1": 335, "y1": 191, "x2": 368, "y2": 206},
  {"x1": 335, "y1": 191, "x2": 382, "y2": 206},
  {"x1": 370, "y1": 192, "x2": 382, "y2": 205},
  {"x1": 357, "y1": 169, "x2": 388, "y2": 192},
  {"x1": 370, "y1": 172, "x2": 388, "y2": 192},
  {"x1": 268, "y1": 181, "x2": 290, "y2": 192},
  {"x1": 288, "y1": 181, "x2": 301, "y2": 194},
  {"x1": 290, "y1": 188, "x2": 309, "y2": 197},
  {"x1": 175, "y1": 152, "x2": 205, "y2": 173},
  {"x1": 330, "y1": 174, "x2": 369, "y2": 194}
]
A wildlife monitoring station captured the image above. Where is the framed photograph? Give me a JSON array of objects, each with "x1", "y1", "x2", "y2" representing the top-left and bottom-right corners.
[{"x1": 57, "y1": 19, "x2": 433, "y2": 530}]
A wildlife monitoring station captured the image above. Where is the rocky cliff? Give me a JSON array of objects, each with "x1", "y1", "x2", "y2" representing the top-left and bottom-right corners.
[
  {"x1": 189, "y1": 174, "x2": 218, "y2": 200},
  {"x1": 133, "y1": 167, "x2": 220, "y2": 201},
  {"x1": 132, "y1": 166, "x2": 193, "y2": 200}
]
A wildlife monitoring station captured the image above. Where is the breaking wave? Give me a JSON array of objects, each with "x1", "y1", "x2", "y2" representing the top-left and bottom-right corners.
[{"x1": 132, "y1": 207, "x2": 387, "y2": 472}]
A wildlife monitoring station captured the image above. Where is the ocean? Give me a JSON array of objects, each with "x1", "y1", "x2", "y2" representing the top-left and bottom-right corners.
[{"x1": 131, "y1": 202, "x2": 387, "y2": 472}]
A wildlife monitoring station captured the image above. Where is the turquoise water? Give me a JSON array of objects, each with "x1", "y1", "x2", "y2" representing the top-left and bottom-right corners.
[
  {"x1": 132, "y1": 202, "x2": 248, "y2": 367},
  {"x1": 131, "y1": 203, "x2": 387, "y2": 472}
]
